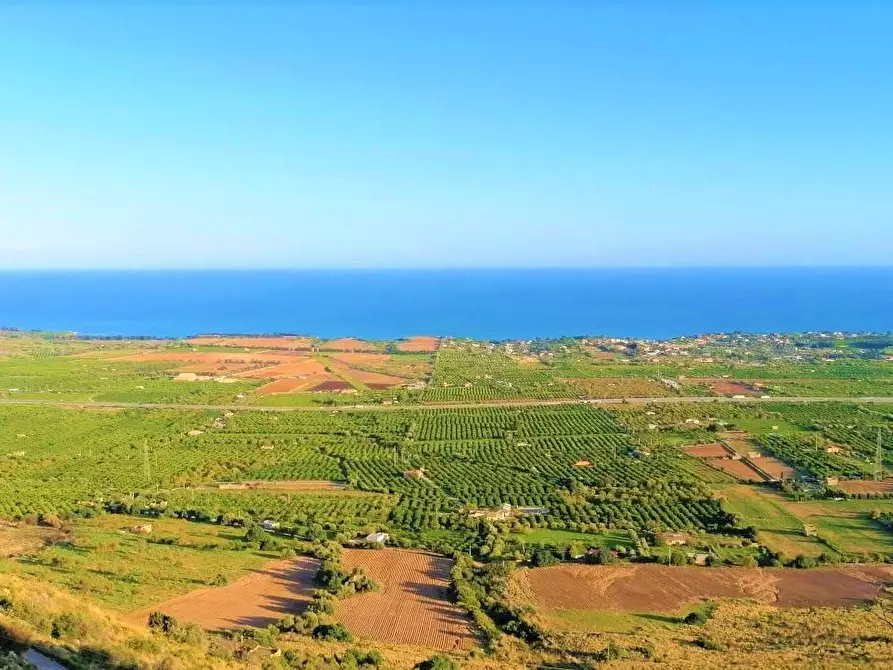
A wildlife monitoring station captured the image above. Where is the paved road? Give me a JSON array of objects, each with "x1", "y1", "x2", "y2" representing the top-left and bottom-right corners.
[{"x1": 1, "y1": 395, "x2": 892, "y2": 413}]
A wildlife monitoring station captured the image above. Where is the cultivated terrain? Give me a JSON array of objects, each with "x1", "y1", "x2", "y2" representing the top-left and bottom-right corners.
[{"x1": 1, "y1": 330, "x2": 892, "y2": 668}]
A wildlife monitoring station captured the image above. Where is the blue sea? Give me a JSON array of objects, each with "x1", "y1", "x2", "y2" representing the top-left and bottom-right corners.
[{"x1": 0, "y1": 268, "x2": 891, "y2": 340}]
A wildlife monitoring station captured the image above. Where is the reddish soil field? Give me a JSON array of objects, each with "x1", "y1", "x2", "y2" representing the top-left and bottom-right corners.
[
  {"x1": 837, "y1": 479, "x2": 893, "y2": 494},
  {"x1": 189, "y1": 336, "x2": 313, "y2": 349},
  {"x1": 349, "y1": 369, "x2": 409, "y2": 388},
  {"x1": 707, "y1": 458, "x2": 767, "y2": 482},
  {"x1": 256, "y1": 378, "x2": 314, "y2": 394},
  {"x1": 682, "y1": 444, "x2": 731, "y2": 458},
  {"x1": 522, "y1": 563, "x2": 893, "y2": 613},
  {"x1": 127, "y1": 558, "x2": 319, "y2": 630},
  {"x1": 329, "y1": 352, "x2": 391, "y2": 365},
  {"x1": 757, "y1": 456, "x2": 796, "y2": 480},
  {"x1": 320, "y1": 338, "x2": 378, "y2": 351},
  {"x1": 236, "y1": 358, "x2": 327, "y2": 379},
  {"x1": 397, "y1": 336, "x2": 440, "y2": 352},
  {"x1": 336, "y1": 549, "x2": 476, "y2": 651}
]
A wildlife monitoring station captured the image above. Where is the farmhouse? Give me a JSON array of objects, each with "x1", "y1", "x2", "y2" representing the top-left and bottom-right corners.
[{"x1": 364, "y1": 532, "x2": 390, "y2": 544}]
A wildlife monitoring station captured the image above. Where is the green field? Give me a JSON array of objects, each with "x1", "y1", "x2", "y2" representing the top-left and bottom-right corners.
[{"x1": 2, "y1": 331, "x2": 893, "y2": 669}]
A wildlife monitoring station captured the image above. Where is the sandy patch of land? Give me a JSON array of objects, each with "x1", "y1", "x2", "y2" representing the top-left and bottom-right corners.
[
  {"x1": 0, "y1": 524, "x2": 63, "y2": 558},
  {"x1": 126, "y1": 557, "x2": 319, "y2": 630}
]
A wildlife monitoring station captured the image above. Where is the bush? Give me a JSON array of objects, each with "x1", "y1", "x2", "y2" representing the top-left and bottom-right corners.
[
  {"x1": 790, "y1": 554, "x2": 817, "y2": 569},
  {"x1": 584, "y1": 548, "x2": 618, "y2": 565},
  {"x1": 147, "y1": 611, "x2": 205, "y2": 646},
  {"x1": 684, "y1": 610, "x2": 708, "y2": 625},
  {"x1": 414, "y1": 654, "x2": 459, "y2": 670},
  {"x1": 695, "y1": 636, "x2": 725, "y2": 651},
  {"x1": 530, "y1": 549, "x2": 559, "y2": 567},
  {"x1": 342, "y1": 648, "x2": 384, "y2": 667},
  {"x1": 51, "y1": 611, "x2": 87, "y2": 640},
  {"x1": 312, "y1": 623, "x2": 353, "y2": 642}
]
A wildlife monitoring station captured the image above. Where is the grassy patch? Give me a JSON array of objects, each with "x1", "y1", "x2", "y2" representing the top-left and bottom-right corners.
[{"x1": 0, "y1": 516, "x2": 274, "y2": 612}]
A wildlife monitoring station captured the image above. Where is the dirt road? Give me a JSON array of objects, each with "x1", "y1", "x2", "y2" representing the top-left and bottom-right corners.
[{"x1": 0, "y1": 395, "x2": 892, "y2": 413}]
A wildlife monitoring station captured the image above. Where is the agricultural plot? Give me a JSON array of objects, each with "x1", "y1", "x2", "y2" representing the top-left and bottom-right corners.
[
  {"x1": 561, "y1": 377, "x2": 675, "y2": 398},
  {"x1": 0, "y1": 523, "x2": 61, "y2": 557},
  {"x1": 0, "y1": 355, "x2": 261, "y2": 404},
  {"x1": 319, "y1": 338, "x2": 380, "y2": 352},
  {"x1": 717, "y1": 485, "x2": 826, "y2": 558},
  {"x1": 188, "y1": 336, "x2": 313, "y2": 350},
  {"x1": 518, "y1": 563, "x2": 893, "y2": 613},
  {"x1": 127, "y1": 557, "x2": 319, "y2": 630},
  {"x1": 7, "y1": 515, "x2": 274, "y2": 612},
  {"x1": 335, "y1": 549, "x2": 476, "y2": 650},
  {"x1": 681, "y1": 379, "x2": 764, "y2": 396},
  {"x1": 396, "y1": 336, "x2": 440, "y2": 352}
]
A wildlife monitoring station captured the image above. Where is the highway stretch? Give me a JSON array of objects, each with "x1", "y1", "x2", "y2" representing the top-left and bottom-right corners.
[{"x1": 1, "y1": 395, "x2": 893, "y2": 413}]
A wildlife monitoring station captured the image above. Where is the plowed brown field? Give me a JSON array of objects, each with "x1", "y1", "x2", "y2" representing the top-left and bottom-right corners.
[
  {"x1": 320, "y1": 338, "x2": 378, "y2": 351},
  {"x1": 127, "y1": 557, "x2": 318, "y2": 630},
  {"x1": 682, "y1": 444, "x2": 730, "y2": 458},
  {"x1": 189, "y1": 336, "x2": 313, "y2": 349},
  {"x1": 522, "y1": 563, "x2": 893, "y2": 613},
  {"x1": 837, "y1": 479, "x2": 893, "y2": 494},
  {"x1": 329, "y1": 352, "x2": 391, "y2": 365},
  {"x1": 397, "y1": 336, "x2": 440, "y2": 352},
  {"x1": 236, "y1": 358, "x2": 327, "y2": 379},
  {"x1": 256, "y1": 378, "x2": 317, "y2": 393},
  {"x1": 709, "y1": 458, "x2": 767, "y2": 482},
  {"x1": 758, "y1": 456, "x2": 796, "y2": 479},
  {"x1": 349, "y1": 369, "x2": 408, "y2": 388},
  {"x1": 335, "y1": 549, "x2": 476, "y2": 651}
]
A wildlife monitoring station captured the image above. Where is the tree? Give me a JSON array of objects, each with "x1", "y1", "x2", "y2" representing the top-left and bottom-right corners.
[{"x1": 312, "y1": 623, "x2": 353, "y2": 641}]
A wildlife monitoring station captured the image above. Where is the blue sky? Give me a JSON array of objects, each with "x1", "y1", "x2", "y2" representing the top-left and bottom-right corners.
[{"x1": 1, "y1": 4, "x2": 891, "y2": 269}]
